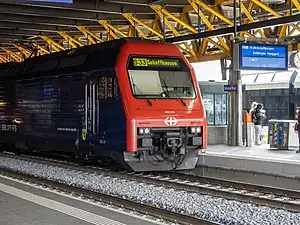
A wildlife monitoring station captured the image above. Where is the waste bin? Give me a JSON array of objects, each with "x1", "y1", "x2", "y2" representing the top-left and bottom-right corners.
[{"x1": 268, "y1": 119, "x2": 298, "y2": 150}]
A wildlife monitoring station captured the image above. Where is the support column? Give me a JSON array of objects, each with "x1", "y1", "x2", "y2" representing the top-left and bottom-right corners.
[{"x1": 228, "y1": 42, "x2": 243, "y2": 146}]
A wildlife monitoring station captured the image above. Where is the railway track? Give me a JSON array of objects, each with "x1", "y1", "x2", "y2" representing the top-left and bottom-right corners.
[
  {"x1": 129, "y1": 171, "x2": 300, "y2": 212},
  {"x1": 0, "y1": 152, "x2": 219, "y2": 225},
  {"x1": 2, "y1": 151, "x2": 300, "y2": 215}
]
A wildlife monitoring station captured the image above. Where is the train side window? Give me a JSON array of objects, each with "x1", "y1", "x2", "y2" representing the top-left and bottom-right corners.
[
  {"x1": 98, "y1": 76, "x2": 118, "y2": 100},
  {"x1": 107, "y1": 77, "x2": 113, "y2": 99},
  {"x1": 98, "y1": 77, "x2": 107, "y2": 100},
  {"x1": 114, "y1": 78, "x2": 119, "y2": 99}
]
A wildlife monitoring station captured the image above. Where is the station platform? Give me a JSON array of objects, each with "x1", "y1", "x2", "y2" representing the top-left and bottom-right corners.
[
  {"x1": 196, "y1": 144, "x2": 300, "y2": 189},
  {"x1": 0, "y1": 175, "x2": 165, "y2": 225}
]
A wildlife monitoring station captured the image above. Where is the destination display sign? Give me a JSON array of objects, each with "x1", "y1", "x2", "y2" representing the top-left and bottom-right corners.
[
  {"x1": 128, "y1": 56, "x2": 187, "y2": 70},
  {"x1": 239, "y1": 43, "x2": 288, "y2": 71},
  {"x1": 132, "y1": 57, "x2": 180, "y2": 68}
]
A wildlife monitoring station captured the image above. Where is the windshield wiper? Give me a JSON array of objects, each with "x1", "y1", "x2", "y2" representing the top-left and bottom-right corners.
[
  {"x1": 161, "y1": 79, "x2": 187, "y2": 107},
  {"x1": 132, "y1": 82, "x2": 153, "y2": 106}
]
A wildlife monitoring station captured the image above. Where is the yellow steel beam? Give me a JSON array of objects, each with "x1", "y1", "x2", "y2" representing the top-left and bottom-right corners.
[
  {"x1": 98, "y1": 20, "x2": 127, "y2": 38},
  {"x1": 151, "y1": 14, "x2": 163, "y2": 36},
  {"x1": 123, "y1": 13, "x2": 164, "y2": 39},
  {"x1": 188, "y1": 53, "x2": 228, "y2": 63},
  {"x1": 292, "y1": 0, "x2": 300, "y2": 12},
  {"x1": 278, "y1": 12, "x2": 291, "y2": 38},
  {"x1": 32, "y1": 43, "x2": 50, "y2": 55},
  {"x1": 98, "y1": 20, "x2": 121, "y2": 39},
  {"x1": 199, "y1": 13, "x2": 216, "y2": 55},
  {"x1": 0, "y1": 55, "x2": 9, "y2": 63},
  {"x1": 76, "y1": 26, "x2": 103, "y2": 44},
  {"x1": 250, "y1": 0, "x2": 300, "y2": 32},
  {"x1": 238, "y1": 0, "x2": 266, "y2": 38},
  {"x1": 40, "y1": 36, "x2": 65, "y2": 52},
  {"x1": 182, "y1": 5, "x2": 194, "y2": 13},
  {"x1": 244, "y1": 0, "x2": 255, "y2": 23},
  {"x1": 151, "y1": 6, "x2": 196, "y2": 57},
  {"x1": 214, "y1": 0, "x2": 233, "y2": 5},
  {"x1": 155, "y1": 10, "x2": 189, "y2": 34},
  {"x1": 1, "y1": 47, "x2": 23, "y2": 62},
  {"x1": 175, "y1": 12, "x2": 199, "y2": 54},
  {"x1": 151, "y1": 5, "x2": 197, "y2": 33},
  {"x1": 279, "y1": 25, "x2": 288, "y2": 38},
  {"x1": 1, "y1": 0, "x2": 296, "y2": 64},
  {"x1": 199, "y1": 39, "x2": 209, "y2": 55},
  {"x1": 288, "y1": 22, "x2": 300, "y2": 36},
  {"x1": 208, "y1": 39, "x2": 228, "y2": 52},
  {"x1": 176, "y1": 12, "x2": 191, "y2": 30},
  {"x1": 288, "y1": 42, "x2": 300, "y2": 51},
  {"x1": 187, "y1": 0, "x2": 231, "y2": 54},
  {"x1": 189, "y1": 0, "x2": 233, "y2": 26},
  {"x1": 127, "y1": 25, "x2": 136, "y2": 37},
  {"x1": 13, "y1": 44, "x2": 31, "y2": 58},
  {"x1": 57, "y1": 31, "x2": 84, "y2": 48},
  {"x1": 151, "y1": 5, "x2": 229, "y2": 56},
  {"x1": 177, "y1": 45, "x2": 194, "y2": 57}
]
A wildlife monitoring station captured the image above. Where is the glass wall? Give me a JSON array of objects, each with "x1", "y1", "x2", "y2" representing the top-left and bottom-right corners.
[
  {"x1": 215, "y1": 94, "x2": 227, "y2": 125},
  {"x1": 202, "y1": 93, "x2": 227, "y2": 125},
  {"x1": 202, "y1": 93, "x2": 214, "y2": 125},
  {"x1": 199, "y1": 81, "x2": 228, "y2": 126}
]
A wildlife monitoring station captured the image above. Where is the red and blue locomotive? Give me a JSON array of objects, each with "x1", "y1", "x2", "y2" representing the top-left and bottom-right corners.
[{"x1": 0, "y1": 39, "x2": 207, "y2": 171}]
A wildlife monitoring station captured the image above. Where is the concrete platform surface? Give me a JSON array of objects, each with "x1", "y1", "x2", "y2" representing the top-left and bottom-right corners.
[
  {"x1": 0, "y1": 175, "x2": 166, "y2": 225},
  {"x1": 197, "y1": 144, "x2": 300, "y2": 178}
]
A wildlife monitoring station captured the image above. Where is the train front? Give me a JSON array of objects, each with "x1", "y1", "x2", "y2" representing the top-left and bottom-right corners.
[{"x1": 116, "y1": 41, "x2": 207, "y2": 172}]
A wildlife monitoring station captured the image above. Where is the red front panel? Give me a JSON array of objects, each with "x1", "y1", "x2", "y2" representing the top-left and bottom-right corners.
[{"x1": 115, "y1": 41, "x2": 207, "y2": 152}]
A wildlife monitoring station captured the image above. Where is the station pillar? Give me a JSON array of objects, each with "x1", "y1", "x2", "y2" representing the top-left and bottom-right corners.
[{"x1": 227, "y1": 42, "x2": 243, "y2": 146}]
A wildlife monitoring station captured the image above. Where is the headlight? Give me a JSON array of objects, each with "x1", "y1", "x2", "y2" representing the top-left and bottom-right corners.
[
  {"x1": 139, "y1": 128, "x2": 150, "y2": 135},
  {"x1": 190, "y1": 127, "x2": 201, "y2": 134}
]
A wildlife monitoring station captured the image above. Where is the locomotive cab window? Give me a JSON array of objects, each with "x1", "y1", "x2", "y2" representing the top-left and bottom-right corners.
[{"x1": 127, "y1": 56, "x2": 196, "y2": 99}]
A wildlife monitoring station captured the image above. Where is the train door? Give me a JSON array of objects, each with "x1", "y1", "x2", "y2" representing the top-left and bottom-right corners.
[
  {"x1": 97, "y1": 76, "x2": 126, "y2": 149},
  {"x1": 84, "y1": 77, "x2": 115, "y2": 137}
]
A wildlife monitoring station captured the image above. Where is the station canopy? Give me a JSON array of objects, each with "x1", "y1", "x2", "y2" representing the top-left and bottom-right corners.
[{"x1": 0, "y1": 0, "x2": 299, "y2": 64}]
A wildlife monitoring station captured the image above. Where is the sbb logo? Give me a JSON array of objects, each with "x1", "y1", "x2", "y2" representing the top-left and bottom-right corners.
[{"x1": 164, "y1": 117, "x2": 178, "y2": 126}]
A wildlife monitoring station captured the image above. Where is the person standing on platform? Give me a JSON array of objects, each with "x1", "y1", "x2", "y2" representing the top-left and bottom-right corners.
[
  {"x1": 250, "y1": 102, "x2": 258, "y2": 114},
  {"x1": 252, "y1": 103, "x2": 265, "y2": 145},
  {"x1": 294, "y1": 107, "x2": 300, "y2": 153}
]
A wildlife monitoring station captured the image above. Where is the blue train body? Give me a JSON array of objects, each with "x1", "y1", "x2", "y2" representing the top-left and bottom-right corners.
[{"x1": 0, "y1": 40, "x2": 126, "y2": 162}]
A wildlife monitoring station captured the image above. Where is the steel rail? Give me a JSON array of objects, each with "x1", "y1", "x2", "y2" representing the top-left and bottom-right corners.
[
  {"x1": 165, "y1": 171, "x2": 300, "y2": 199},
  {"x1": 129, "y1": 171, "x2": 300, "y2": 212}
]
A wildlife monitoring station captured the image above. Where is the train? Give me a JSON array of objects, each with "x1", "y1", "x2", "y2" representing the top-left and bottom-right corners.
[{"x1": 0, "y1": 38, "x2": 207, "y2": 171}]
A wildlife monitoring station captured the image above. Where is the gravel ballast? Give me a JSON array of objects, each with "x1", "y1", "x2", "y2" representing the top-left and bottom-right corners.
[{"x1": 1, "y1": 155, "x2": 300, "y2": 225}]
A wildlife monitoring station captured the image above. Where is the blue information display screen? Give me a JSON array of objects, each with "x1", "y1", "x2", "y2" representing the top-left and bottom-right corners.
[{"x1": 239, "y1": 43, "x2": 288, "y2": 71}]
